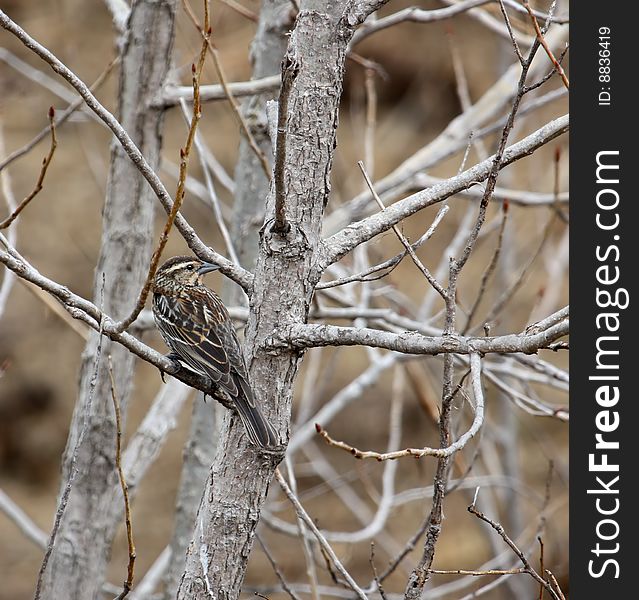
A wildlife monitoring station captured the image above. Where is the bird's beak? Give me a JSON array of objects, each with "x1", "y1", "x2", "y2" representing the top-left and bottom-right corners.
[{"x1": 198, "y1": 262, "x2": 220, "y2": 275}]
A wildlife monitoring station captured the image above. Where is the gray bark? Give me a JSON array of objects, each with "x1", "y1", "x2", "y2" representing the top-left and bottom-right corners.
[
  {"x1": 230, "y1": 0, "x2": 293, "y2": 276},
  {"x1": 175, "y1": 2, "x2": 375, "y2": 597},
  {"x1": 39, "y1": 2, "x2": 177, "y2": 598},
  {"x1": 161, "y1": 3, "x2": 291, "y2": 597}
]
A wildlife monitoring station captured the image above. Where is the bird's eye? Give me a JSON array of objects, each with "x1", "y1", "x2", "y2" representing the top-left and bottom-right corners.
[{"x1": 186, "y1": 264, "x2": 195, "y2": 271}]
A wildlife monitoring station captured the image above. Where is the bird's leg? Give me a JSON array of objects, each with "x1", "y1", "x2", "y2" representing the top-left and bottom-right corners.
[
  {"x1": 158, "y1": 352, "x2": 182, "y2": 383},
  {"x1": 202, "y1": 376, "x2": 214, "y2": 402}
]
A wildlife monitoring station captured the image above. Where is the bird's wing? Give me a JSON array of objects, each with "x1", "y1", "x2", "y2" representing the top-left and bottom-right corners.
[{"x1": 153, "y1": 289, "x2": 246, "y2": 398}]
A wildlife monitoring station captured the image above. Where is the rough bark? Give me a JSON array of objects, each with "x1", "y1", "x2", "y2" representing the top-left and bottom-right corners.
[
  {"x1": 230, "y1": 0, "x2": 294, "y2": 275},
  {"x1": 175, "y1": 2, "x2": 376, "y2": 597},
  {"x1": 39, "y1": 2, "x2": 177, "y2": 598},
  {"x1": 161, "y1": 3, "x2": 291, "y2": 597}
]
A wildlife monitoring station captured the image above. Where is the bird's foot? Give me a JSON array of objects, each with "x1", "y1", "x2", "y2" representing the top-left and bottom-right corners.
[{"x1": 158, "y1": 352, "x2": 182, "y2": 383}]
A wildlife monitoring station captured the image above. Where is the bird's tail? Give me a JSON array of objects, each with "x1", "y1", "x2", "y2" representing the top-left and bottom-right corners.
[{"x1": 234, "y1": 380, "x2": 279, "y2": 449}]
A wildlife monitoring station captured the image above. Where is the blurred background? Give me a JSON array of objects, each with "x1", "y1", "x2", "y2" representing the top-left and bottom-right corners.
[{"x1": 0, "y1": 0, "x2": 568, "y2": 598}]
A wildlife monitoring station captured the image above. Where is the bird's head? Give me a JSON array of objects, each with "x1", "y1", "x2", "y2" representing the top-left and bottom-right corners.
[{"x1": 154, "y1": 256, "x2": 220, "y2": 290}]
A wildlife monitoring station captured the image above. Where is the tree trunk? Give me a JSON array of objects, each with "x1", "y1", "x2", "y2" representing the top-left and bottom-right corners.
[
  {"x1": 161, "y1": 3, "x2": 291, "y2": 597},
  {"x1": 229, "y1": 0, "x2": 293, "y2": 276},
  {"x1": 40, "y1": 2, "x2": 177, "y2": 598},
  {"x1": 175, "y1": 2, "x2": 370, "y2": 597}
]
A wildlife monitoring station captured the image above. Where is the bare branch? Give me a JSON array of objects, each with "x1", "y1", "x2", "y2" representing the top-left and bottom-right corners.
[
  {"x1": 0, "y1": 57, "x2": 118, "y2": 173},
  {"x1": 275, "y1": 468, "x2": 369, "y2": 600},
  {"x1": 34, "y1": 278, "x2": 106, "y2": 600},
  {"x1": 523, "y1": 0, "x2": 569, "y2": 89},
  {"x1": 0, "y1": 10, "x2": 252, "y2": 290},
  {"x1": 159, "y1": 74, "x2": 281, "y2": 107},
  {"x1": 116, "y1": 19, "x2": 210, "y2": 332},
  {"x1": 320, "y1": 114, "x2": 568, "y2": 268},
  {"x1": 108, "y1": 357, "x2": 136, "y2": 599},
  {"x1": 352, "y1": 0, "x2": 501, "y2": 45},
  {"x1": 0, "y1": 107, "x2": 57, "y2": 230},
  {"x1": 275, "y1": 319, "x2": 568, "y2": 355},
  {"x1": 315, "y1": 353, "x2": 484, "y2": 460},
  {"x1": 468, "y1": 492, "x2": 561, "y2": 600}
]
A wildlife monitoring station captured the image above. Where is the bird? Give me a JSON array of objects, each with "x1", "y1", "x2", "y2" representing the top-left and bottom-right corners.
[{"x1": 152, "y1": 255, "x2": 278, "y2": 449}]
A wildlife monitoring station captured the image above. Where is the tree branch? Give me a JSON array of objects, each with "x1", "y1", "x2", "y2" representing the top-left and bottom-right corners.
[
  {"x1": 319, "y1": 114, "x2": 568, "y2": 269},
  {"x1": 274, "y1": 320, "x2": 568, "y2": 356},
  {"x1": 0, "y1": 107, "x2": 57, "y2": 229},
  {"x1": 0, "y1": 9, "x2": 252, "y2": 291}
]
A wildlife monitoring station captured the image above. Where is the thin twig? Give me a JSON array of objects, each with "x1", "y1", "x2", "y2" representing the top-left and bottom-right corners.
[
  {"x1": 34, "y1": 276, "x2": 106, "y2": 599},
  {"x1": 115, "y1": 8, "x2": 210, "y2": 332},
  {"x1": 108, "y1": 357, "x2": 136, "y2": 599},
  {"x1": 523, "y1": 0, "x2": 569, "y2": 89},
  {"x1": 0, "y1": 108, "x2": 57, "y2": 229},
  {"x1": 315, "y1": 353, "x2": 484, "y2": 461},
  {"x1": 472, "y1": 212, "x2": 556, "y2": 334},
  {"x1": 317, "y1": 206, "x2": 449, "y2": 289},
  {"x1": 468, "y1": 492, "x2": 561, "y2": 600},
  {"x1": 462, "y1": 200, "x2": 509, "y2": 334},
  {"x1": 369, "y1": 542, "x2": 388, "y2": 600},
  {"x1": 545, "y1": 570, "x2": 566, "y2": 600},
  {"x1": 284, "y1": 457, "x2": 320, "y2": 600},
  {"x1": 537, "y1": 537, "x2": 545, "y2": 600},
  {"x1": 363, "y1": 67, "x2": 377, "y2": 180},
  {"x1": 430, "y1": 567, "x2": 526, "y2": 576},
  {"x1": 272, "y1": 52, "x2": 298, "y2": 235},
  {"x1": 0, "y1": 57, "x2": 118, "y2": 173},
  {"x1": 256, "y1": 534, "x2": 303, "y2": 600},
  {"x1": 447, "y1": 31, "x2": 489, "y2": 163},
  {"x1": 357, "y1": 161, "x2": 447, "y2": 299},
  {"x1": 497, "y1": 0, "x2": 525, "y2": 65},
  {"x1": 182, "y1": 0, "x2": 271, "y2": 178},
  {"x1": 275, "y1": 468, "x2": 369, "y2": 600}
]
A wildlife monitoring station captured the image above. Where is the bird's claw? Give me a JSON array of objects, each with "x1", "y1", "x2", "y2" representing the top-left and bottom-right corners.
[{"x1": 158, "y1": 352, "x2": 181, "y2": 383}]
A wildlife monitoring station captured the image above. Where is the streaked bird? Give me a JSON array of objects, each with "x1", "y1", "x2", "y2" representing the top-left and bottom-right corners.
[{"x1": 152, "y1": 255, "x2": 278, "y2": 449}]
